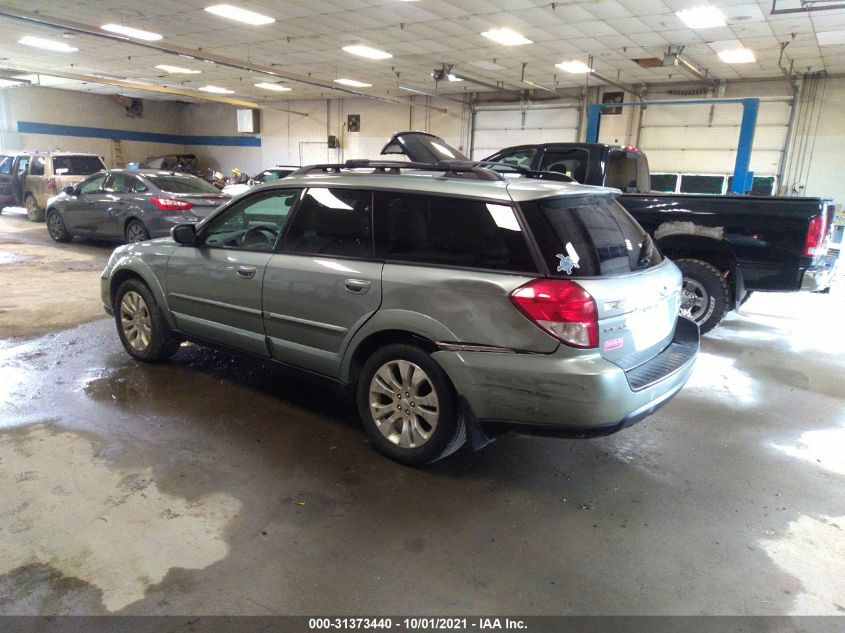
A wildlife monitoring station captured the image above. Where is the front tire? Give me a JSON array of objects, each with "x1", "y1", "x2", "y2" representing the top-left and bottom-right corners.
[
  {"x1": 114, "y1": 279, "x2": 179, "y2": 362},
  {"x1": 125, "y1": 219, "x2": 150, "y2": 243},
  {"x1": 357, "y1": 344, "x2": 465, "y2": 466},
  {"x1": 676, "y1": 258, "x2": 730, "y2": 334},
  {"x1": 25, "y1": 194, "x2": 44, "y2": 222},
  {"x1": 46, "y1": 210, "x2": 72, "y2": 242}
]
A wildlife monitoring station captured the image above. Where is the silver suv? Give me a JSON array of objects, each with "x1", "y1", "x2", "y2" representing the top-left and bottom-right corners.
[{"x1": 100, "y1": 161, "x2": 699, "y2": 465}]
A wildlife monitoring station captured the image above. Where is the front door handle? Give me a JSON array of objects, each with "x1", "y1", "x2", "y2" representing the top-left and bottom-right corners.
[
  {"x1": 344, "y1": 278, "x2": 372, "y2": 294},
  {"x1": 236, "y1": 265, "x2": 257, "y2": 279}
]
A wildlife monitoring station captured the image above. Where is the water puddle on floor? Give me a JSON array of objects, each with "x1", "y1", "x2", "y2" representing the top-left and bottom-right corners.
[{"x1": 0, "y1": 423, "x2": 241, "y2": 611}]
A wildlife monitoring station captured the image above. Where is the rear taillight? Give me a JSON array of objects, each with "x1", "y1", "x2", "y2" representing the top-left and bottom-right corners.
[
  {"x1": 46, "y1": 177, "x2": 56, "y2": 193},
  {"x1": 509, "y1": 279, "x2": 598, "y2": 348},
  {"x1": 150, "y1": 197, "x2": 193, "y2": 213},
  {"x1": 803, "y1": 214, "x2": 826, "y2": 257}
]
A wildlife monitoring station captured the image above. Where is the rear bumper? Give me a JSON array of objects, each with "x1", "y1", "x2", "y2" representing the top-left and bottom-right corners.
[
  {"x1": 433, "y1": 317, "x2": 699, "y2": 438},
  {"x1": 801, "y1": 260, "x2": 837, "y2": 292}
]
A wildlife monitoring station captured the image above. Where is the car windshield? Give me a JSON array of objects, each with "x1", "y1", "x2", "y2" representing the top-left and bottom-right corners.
[
  {"x1": 52, "y1": 155, "x2": 106, "y2": 176},
  {"x1": 147, "y1": 175, "x2": 220, "y2": 194},
  {"x1": 520, "y1": 194, "x2": 662, "y2": 277}
]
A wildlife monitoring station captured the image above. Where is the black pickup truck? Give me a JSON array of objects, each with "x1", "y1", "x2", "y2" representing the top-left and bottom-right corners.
[{"x1": 382, "y1": 132, "x2": 837, "y2": 333}]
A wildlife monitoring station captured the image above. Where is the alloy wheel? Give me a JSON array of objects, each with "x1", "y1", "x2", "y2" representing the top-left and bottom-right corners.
[
  {"x1": 368, "y1": 359, "x2": 439, "y2": 449},
  {"x1": 47, "y1": 213, "x2": 64, "y2": 239},
  {"x1": 119, "y1": 291, "x2": 152, "y2": 352},
  {"x1": 126, "y1": 223, "x2": 148, "y2": 243},
  {"x1": 680, "y1": 277, "x2": 710, "y2": 324}
]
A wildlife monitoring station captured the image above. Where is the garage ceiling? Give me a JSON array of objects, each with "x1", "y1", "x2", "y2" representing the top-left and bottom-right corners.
[{"x1": 0, "y1": 0, "x2": 843, "y2": 103}]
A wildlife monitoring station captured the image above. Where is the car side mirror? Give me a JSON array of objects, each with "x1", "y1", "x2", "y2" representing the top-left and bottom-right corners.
[
  {"x1": 62, "y1": 185, "x2": 75, "y2": 195},
  {"x1": 171, "y1": 223, "x2": 198, "y2": 246}
]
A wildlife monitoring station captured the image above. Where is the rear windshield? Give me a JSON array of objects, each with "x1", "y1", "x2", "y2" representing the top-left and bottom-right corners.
[
  {"x1": 521, "y1": 194, "x2": 662, "y2": 277},
  {"x1": 147, "y1": 175, "x2": 220, "y2": 194},
  {"x1": 52, "y1": 155, "x2": 106, "y2": 176}
]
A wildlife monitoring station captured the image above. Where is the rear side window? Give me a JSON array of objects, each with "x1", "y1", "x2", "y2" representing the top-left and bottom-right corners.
[
  {"x1": 374, "y1": 191, "x2": 537, "y2": 273},
  {"x1": 539, "y1": 148, "x2": 590, "y2": 183},
  {"x1": 281, "y1": 188, "x2": 372, "y2": 258},
  {"x1": 30, "y1": 157, "x2": 46, "y2": 176},
  {"x1": 521, "y1": 194, "x2": 662, "y2": 277},
  {"x1": 0, "y1": 156, "x2": 12, "y2": 174},
  {"x1": 147, "y1": 175, "x2": 219, "y2": 194},
  {"x1": 52, "y1": 155, "x2": 106, "y2": 176}
]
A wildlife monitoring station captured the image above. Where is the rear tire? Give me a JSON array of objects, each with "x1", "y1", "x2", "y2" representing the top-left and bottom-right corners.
[
  {"x1": 25, "y1": 194, "x2": 44, "y2": 222},
  {"x1": 125, "y1": 219, "x2": 149, "y2": 243},
  {"x1": 357, "y1": 343, "x2": 465, "y2": 466},
  {"x1": 676, "y1": 258, "x2": 730, "y2": 334},
  {"x1": 46, "y1": 210, "x2": 72, "y2": 242},
  {"x1": 114, "y1": 279, "x2": 180, "y2": 362}
]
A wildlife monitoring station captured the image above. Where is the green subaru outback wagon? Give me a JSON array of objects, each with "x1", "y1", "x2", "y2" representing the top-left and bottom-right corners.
[{"x1": 101, "y1": 160, "x2": 698, "y2": 465}]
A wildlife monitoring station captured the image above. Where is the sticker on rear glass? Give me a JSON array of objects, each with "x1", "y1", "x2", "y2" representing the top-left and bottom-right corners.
[{"x1": 555, "y1": 242, "x2": 580, "y2": 275}]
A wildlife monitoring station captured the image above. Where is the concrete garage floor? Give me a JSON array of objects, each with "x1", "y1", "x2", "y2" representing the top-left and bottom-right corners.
[{"x1": 0, "y1": 208, "x2": 844, "y2": 616}]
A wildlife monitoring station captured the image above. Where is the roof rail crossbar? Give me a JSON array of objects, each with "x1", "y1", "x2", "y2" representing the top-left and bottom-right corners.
[{"x1": 290, "y1": 159, "x2": 506, "y2": 181}]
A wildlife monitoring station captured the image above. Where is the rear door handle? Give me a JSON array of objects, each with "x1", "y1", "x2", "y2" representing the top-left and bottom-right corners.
[
  {"x1": 236, "y1": 265, "x2": 257, "y2": 279},
  {"x1": 344, "y1": 278, "x2": 372, "y2": 294}
]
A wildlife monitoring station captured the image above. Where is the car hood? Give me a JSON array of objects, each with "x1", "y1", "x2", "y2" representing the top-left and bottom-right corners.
[{"x1": 380, "y1": 131, "x2": 470, "y2": 163}]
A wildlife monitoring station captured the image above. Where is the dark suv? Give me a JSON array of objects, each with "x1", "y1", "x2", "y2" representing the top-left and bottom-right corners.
[{"x1": 101, "y1": 161, "x2": 699, "y2": 465}]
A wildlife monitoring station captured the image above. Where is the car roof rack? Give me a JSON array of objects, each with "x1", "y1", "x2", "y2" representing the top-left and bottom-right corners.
[
  {"x1": 290, "y1": 159, "x2": 575, "y2": 183},
  {"x1": 290, "y1": 159, "x2": 506, "y2": 181}
]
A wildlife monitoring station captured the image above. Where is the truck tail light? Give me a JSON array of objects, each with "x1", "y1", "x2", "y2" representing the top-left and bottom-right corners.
[
  {"x1": 150, "y1": 197, "x2": 193, "y2": 213},
  {"x1": 509, "y1": 279, "x2": 598, "y2": 348},
  {"x1": 46, "y1": 177, "x2": 56, "y2": 193},
  {"x1": 803, "y1": 214, "x2": 826, "y2": 257}
]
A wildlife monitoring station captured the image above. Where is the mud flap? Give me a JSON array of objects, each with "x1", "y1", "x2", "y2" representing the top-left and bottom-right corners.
[{"x1": 460, "y1": 397, "x2": 495, "y2": 451}]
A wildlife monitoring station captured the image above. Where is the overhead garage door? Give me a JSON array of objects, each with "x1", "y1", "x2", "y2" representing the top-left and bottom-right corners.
[
  {"x1": 638, "y1": 100, "x2": 790, "y2": 179},
  {"x1": 471, "y1": 106, "x2": 579, "y2": 160}
]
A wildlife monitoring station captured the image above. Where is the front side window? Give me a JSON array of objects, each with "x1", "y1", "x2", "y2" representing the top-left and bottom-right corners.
[
  {"x1": 522, "y1": 194, "x2": 662, "y2": 277},
  {"x1": 373, "y1": 191, "x2": 537, "y2": 273},
  {"x1": 204, "y1": 189, "x2": 301, "y2": 252},
  {"x1": 104, "y1": 173, "x2": 133, "y2": 194},
  {"x1": 79, "y1": 174, "x2": 106, "y2": 194},
  {"x1": 281, "y1": 188, "x2": 372, "y2": 258},
  {"x1": 16, "y1": 157, "x2": 30, "y2": 175},
  {"x1": 540, "y1": 149, "x2": 590, "y2": 183}
]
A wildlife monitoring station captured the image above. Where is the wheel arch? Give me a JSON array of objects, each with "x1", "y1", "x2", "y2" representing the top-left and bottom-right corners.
[
  {"x1": 657, "y1": 234, "x2": 744, "y2": 309},
  {"x1": 109, "y1": 262, "x2": 175, "y2": 329}
]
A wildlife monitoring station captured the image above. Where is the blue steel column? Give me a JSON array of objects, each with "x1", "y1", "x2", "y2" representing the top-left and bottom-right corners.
[
  {"x1": 731, "y1": 98, "x2": 759, "y2": 194},
  {"x1": 586, "y1": 104, "x2": 603, "y2": 143}
]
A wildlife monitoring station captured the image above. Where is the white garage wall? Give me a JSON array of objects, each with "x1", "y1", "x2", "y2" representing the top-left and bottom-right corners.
[
  {"x1": 0, "y1": 86, "x2": 185, "y2": 166},
  {"x1": 179, "y1": 96, "x2": 471, "y2": 176}
]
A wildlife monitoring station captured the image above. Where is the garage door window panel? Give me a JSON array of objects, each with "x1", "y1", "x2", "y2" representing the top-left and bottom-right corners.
[{"x1": 203, "y1": 189, "x2": 302, "y2": 252}]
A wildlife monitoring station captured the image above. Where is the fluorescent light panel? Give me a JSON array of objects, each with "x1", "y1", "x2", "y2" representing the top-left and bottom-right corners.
[
  {"x1": 447, "y1": 73, "x2": 462, "y2": 82},
  {"x1": 156, "y1": 64, "x2": 201, "y2": 74},
  {"x1": 255, "y1": 82, "x2": 291, "y2": 91},
  {"x1": 556, "y1": 60, "x2": 591, "y2": 73},
  {"x1": 342, "y1": 45, "x2": 392, "y2": 60},
  {"x1": 675, "y1": 6, "x2": 726, "y2": 29},
  {"x1": 204, "y1": 4, "x2": 275, "y2": 25},
  {"x1": 199, "y1": 85, "x2": 234, "y2": 93},
  {"x1": 718, "y1": 47, "x2": 756, "y2": 63},
  {"x1": 101, "y1": 23, "x2": 163, "y2": 41},
  {"x1": 0, "y1": 79, "x2": 24, "y2": 87},
  {"x1": 18, "y1": 35, "x2": 78, "y2": 53},
  {"x1": 334, "y1": 78, "x2": 371, "y2": 88},
  {"x1": 481, "y1": 28, "x2": 532, "y2": 46}
]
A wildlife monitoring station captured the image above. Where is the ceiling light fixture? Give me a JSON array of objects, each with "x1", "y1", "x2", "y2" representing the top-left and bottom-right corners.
[
  {"x1": 199, "y1": 85, "x2": 234, "y2": 93},
  {"x1": 342, "y1": 45, "x2": 392, "y2": 60},
  {"x1": 481, "y1": 28, "x2": 532, "y2": 46},
  {"x1": 0, "y1": 78, "x2": 25, "y2": 87},
  {"x1": 717, "y1": 47, "x2": 756, "y2": 63},
  {"x1": 447, "y1": 73, "x2": 462, "y2": 82},
  {"x1": 18, "y1": 35, "x2": 78, "y2": 53},
  {"x1": 101, "y1": 23, "x2": 163, "y2": 41},
  {"x1": 556, "y1": 60, "x2": 592, "y2": 74},
  {"x1": 675, "y1": 6, "x2": 726, "y2": 29},
  {"x1": 255, "y1": 82, "x2": 291, "y2": 91},
  {"x1": 334, "y1": 78, "x2": 371, "y2": 88},
  {"x1": 155, "y1": 64, "x2": 201, "y2": 74},
  {"x1": 204, "y1": 5, "x2": 275, "y2": 25}
]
